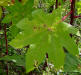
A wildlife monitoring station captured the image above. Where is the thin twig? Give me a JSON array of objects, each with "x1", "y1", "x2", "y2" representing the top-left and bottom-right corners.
[
  {"x1": 74, "y1": 16, "x2": 81, "y2": 18},
  {"x1": 4, "y1": 24, "x2": 8, "y2": 55},
  {"x1": 2, "y1": 7, "x2": 8, "y2": 75}
]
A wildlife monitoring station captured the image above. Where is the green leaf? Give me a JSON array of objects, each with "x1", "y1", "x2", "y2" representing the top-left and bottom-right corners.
[
  {"x1": 9, "y1": 9, "x2": 78, "y2": 72},
  {"x1": 9, "y1": 25, "x2": 20, "y2": 38},
  {"x1": 2, "y1": 0, "x2": 34, "y2": 24},
  {"x1": 64, "y1": 53, "x2": 81, "y2": 72},
  {"x1": 76, "y1": 1, "x2": 81, "y2": 14},
  {"x1": 0, "y1": 7, "x2": 2, "y2": 19},
  {"x1": 0, "y1": 55, "x2": 25, "y2": 67},
  {"x1": 0, "y1": 0, "x2": 11, "y2": 6},
  {"x1": 2, "y1": 0, "x2": 34, "y2": 38}
]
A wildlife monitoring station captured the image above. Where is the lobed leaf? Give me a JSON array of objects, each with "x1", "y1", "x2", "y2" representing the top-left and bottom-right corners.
[{"x1": 9, "y1": 8, "x2": 78, "y2": 72}]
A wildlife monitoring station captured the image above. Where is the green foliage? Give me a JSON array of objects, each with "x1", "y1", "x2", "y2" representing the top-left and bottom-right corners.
[
  {"x1": 0, "y1": 0, "x2": 80, "y2": 74},
  {"x1": 0, "y1": 0, "x2": 11, "y2": 6},
  {"x1": 0, "y1": 54, "x2": 25, "y2": 67},
  {"x1": 0, "y1": 7, "x2": 2, "y2": 19},
  {"x1": 2, "y1": 0, "x2": 34, "y2": 24},
  {"x1": 2, "y1": 0, "x2": 34, "y2": 38},
  {"x1": 64, "y1": 53, "x2": 81, "y2": 72},
  {"x1": 58, "y1": 0, "x2": 64, "y2": 4},
  {"x1": 76, "y1": 1, "x2": 81, "y2": 14},
  {"x1": 0, "y1": 0, "x2": 11, "y2": 18},
  {"x1": 9, "y1": 8, "x2": 78, "y2": 72}
]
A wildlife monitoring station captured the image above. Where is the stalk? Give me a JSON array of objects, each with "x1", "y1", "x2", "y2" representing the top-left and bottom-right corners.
[
  {"x1": 2, "y1": 7, "x2": 8, "y2": 75},
  {"x1": 70, "y1": 0, "x2": 75, "y2": 25},
  {"x1": 56, "y1": 0, "x2": 58, "y2": 9}
]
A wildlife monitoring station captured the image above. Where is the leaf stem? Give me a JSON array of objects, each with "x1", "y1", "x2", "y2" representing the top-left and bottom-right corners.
[{"x1": 4, "y1": 24, "x2": 8, "y2": 55}]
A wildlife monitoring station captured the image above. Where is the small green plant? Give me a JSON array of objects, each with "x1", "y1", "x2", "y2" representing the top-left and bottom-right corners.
[{"x1": 0, "y1": 0, "x2": 81, "y2": 74}]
